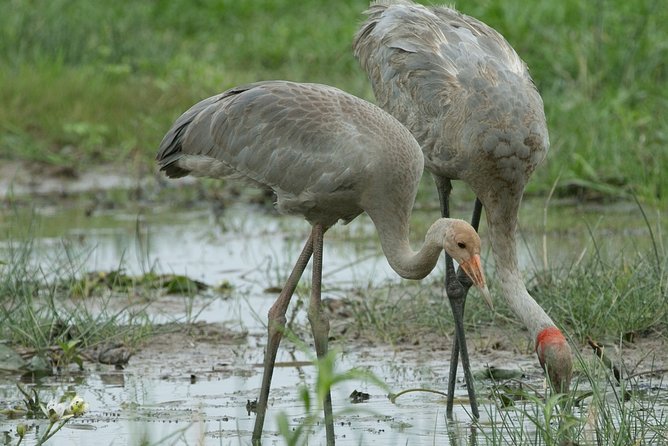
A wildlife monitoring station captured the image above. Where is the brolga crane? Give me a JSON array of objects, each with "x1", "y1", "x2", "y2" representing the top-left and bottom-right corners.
[
  {"x1": 156, "y1": 81, "x2": 491, "y2": 445},
  {"x1": 353, "y1": 0, "x2": 573, "y2": 418}
]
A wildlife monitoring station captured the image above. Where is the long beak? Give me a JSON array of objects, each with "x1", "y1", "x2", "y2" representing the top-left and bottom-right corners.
[{"x1": 459, "y1": 254, "x2": 493, "y2": 310}]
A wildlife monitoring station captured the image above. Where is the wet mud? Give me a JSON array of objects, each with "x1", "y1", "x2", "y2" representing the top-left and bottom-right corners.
[{"x1": 1, "y1": 164, "x2": 667, "y2": 445}]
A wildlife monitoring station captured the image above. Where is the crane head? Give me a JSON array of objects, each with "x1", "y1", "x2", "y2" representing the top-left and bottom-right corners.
[
  {"x1": 536, "y1": 326, "x2": 573, "y2": 393},
  {"x1": 444, "y1": 219, "x2": 493, "y2": 309}
]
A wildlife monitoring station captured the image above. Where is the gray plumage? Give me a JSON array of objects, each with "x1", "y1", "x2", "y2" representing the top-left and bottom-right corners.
[
  {"x1": 354, "y1": 1, "x2": 548, "y2": 193},
  {"x1": 157, "y1": 80, "x2": 490, "y2": 279},
  {"x1": 157, "y1": 80, "x2": 490, "y2": 442},
  {"x1": 158, "y1": 80, "x2": 420, "y2": 229},
  {"x1": 354, "y1": 0, "x2": 572, "y2": 392}
]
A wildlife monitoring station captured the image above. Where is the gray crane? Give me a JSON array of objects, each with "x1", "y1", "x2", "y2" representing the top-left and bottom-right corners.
[
  {"x1": 156, "y1": 80, "x2": 491, "y2": 445},
  {"x1": 354, "y1": 0, "x2": 573, "y2": 418}
]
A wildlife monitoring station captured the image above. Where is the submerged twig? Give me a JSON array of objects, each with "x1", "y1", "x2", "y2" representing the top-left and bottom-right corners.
[
  {"x1": 388, "y1": 388, "x2": 448, "y2": 403},
  {"x1": 506, "y1": 378, "x2": 544, "y2": 398},
  {"x1": 587, "y1": 336, "x2": 623, "y2": 383},
  {"x1": 625, "y1": 368, "x2": 668, "y2": 380}
]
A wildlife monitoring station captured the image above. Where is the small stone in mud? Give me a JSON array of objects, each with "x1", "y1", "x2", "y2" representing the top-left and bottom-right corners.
[
  {"x1": 246, "y1": 399, "x2": 258, "y2": 415},
  {"x1": 349, "y1": 389, "x2": 370, "y2": 403},
  {"x1": 474, "y1": 365, "x2": 523, "y2": 381},
  {"x1": 95, "y1": 343, "x2": 132, "y2": 366}
]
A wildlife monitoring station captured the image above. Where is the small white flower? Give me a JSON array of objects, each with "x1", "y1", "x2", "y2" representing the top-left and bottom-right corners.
[
  {"x1": 68, "y1": 395, "x2": 88, "y2": 416},
  {"x1": 42, "y1": 400, "x2": 68, "y2": 422}
]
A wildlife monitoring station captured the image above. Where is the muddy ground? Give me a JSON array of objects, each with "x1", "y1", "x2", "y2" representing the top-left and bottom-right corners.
[
  {"x1": 2, "y1": 161, "x2": 667, "y2": 445},
  {"x1": 138, "y1": 316, "x2": 667, "y2": 386}
]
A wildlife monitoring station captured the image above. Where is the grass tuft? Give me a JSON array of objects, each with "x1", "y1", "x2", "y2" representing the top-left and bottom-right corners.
[{"x1": 0, "y1": 229, "x2": 154, "y2": 370}]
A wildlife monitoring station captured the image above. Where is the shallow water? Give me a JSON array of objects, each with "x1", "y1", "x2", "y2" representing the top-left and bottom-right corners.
[
  {"x1": 4, "y1": 197, "x2": 665, "y2": 293},
  {"x1": 1, "y1": 347, "x2": 509, "y2": 446},
  {"x1": 1, "y1": 194, "x2": 666, "y2": 445},
  {"x1": 2, "y1": 336, "x2": 666, "y2": 445}
]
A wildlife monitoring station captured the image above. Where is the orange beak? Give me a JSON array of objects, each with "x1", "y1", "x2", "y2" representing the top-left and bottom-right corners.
[{"x1": 459, "y1": 254, "x2": 493, "y2": 309}]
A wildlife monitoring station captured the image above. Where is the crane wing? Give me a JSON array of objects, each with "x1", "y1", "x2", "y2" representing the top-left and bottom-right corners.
[
  {"x1": 157, "y1": 81, "x2": 380, "y2": 220},
  {"x1": 354, "y1": 2, "x2": 528, "y2": 117},
  {"x1": 353, "y1": 1, "x2": 547, "y2": 180}
]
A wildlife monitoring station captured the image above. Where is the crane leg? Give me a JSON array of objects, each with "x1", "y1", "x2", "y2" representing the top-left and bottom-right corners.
[
  {"x1": 444, "y1": 255, "x2": 479, "y2": 420},
  {"x1": 307, "y1": 223, "x2": 335, "y2": 445},
  {"x1": 446, "y1": 199, "x2": 483, "y2": 419},
  {"x1": 252, "y1": 231, "x2": 315, "y2": 444},
  {"x1": 434, "y1": 175, "x2": 482, "y2": 420}
]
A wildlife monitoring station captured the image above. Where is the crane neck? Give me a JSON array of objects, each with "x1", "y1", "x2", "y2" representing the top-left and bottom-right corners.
[
  {"x1": 366, "y1": 208, "x2": 447, "y2": 280},
  {"x1": 485, "y1": 202, "x2": 555, "y2": 340}
]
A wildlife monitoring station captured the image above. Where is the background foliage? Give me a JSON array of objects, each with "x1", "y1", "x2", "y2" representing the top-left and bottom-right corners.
[{"x1": 1, "y1": 0, "x2": 666, "y2": 202}]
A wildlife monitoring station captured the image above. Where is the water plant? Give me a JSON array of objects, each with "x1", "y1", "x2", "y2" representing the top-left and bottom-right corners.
[
  {"x1": 476, "y1": 349, "x2": 668, "y2": 445},
  {"x1": 0, "y1": 228, "x2": 155, "y2": 370},
  {"x1": 273, "y1": 331, "x2": 390, "y2": 446},
  {"x1": 6, "y1": 385, "x2": 88, "y2": 446}
]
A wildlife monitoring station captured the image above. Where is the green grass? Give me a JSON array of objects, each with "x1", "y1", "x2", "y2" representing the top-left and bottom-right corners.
[
  {"x1": 0, "y1": 227, "x2": 155, "y2": 371},
  {"x1": 347, "y1": 219, "x2": 668, "y2": 347},
  {"x1": 533, "y1": 244, "x2": 668, "y2": 343},
  {"x1": 479, "y1": 362, "x2": 668, "y2": 445},
  {"x1": 0, "y1": 235, "x2": 210, "y2": 363},
  {"x1": 1, "y1": 0, "x2": 667, "y2": 203}
]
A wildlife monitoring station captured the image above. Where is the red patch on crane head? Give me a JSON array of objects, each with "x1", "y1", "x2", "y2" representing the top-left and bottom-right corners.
[
  {"x1": 535, "y1": 326, "x2": 567, "y2": 366},
  {"x1": 535, "y1": 326, "x2": 572, "y2": 393}
]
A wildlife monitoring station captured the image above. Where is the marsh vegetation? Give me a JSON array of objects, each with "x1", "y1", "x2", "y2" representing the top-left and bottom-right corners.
[{"x1": 1, "y1": 0, "x2": 667, "y2": 444}]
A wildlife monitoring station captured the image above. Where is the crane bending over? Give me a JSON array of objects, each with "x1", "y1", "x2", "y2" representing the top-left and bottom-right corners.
[
  {"x1": 156, "y1": 81, "x2": 491, "y2": 445},
  {"x1": 354, "y1": 0, "x2": 573, "y2": 417}
]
